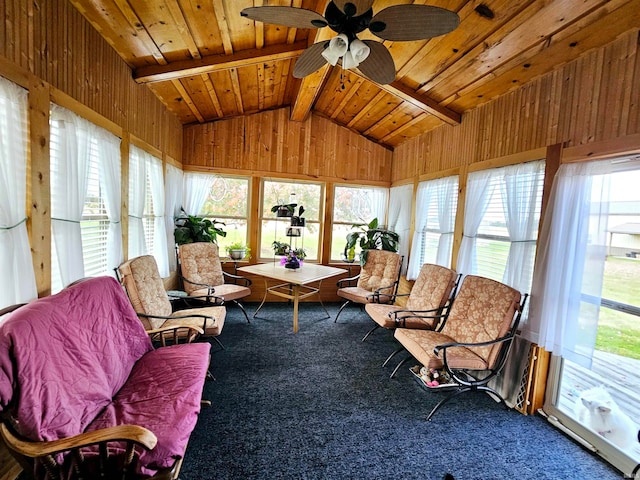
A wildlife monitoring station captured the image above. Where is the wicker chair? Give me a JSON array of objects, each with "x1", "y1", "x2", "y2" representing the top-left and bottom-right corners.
[
  {"x1": 391, "y1": 275, "x2": 527, "y2": 420},
  {"x1": 334, "y1": 250, "x2": 403, "y2": 323},
  {"x1": 363, "y1": 263, "x2": 459, "y2": 342},
  {"x1": 177, "y1": 242, "x2": 252, "y2": 323}
]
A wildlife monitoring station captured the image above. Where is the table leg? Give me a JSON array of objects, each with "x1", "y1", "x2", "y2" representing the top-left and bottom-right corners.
[
  {"x1": 315, "y1": 280, "x2": 330, "y2": 319},
  {"x1": 292, "y1": 284, "x2": 300, "y2": 333},
  {"x1": 253, "y1": 278, "x2": 269, "y2": 318}
]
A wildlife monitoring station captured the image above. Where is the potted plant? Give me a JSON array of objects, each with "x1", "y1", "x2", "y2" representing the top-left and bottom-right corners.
[
  {"x1": 174, "y1": 209, "x2": 226, "y2": 245},
  {"x1": 290, "y1": 205, "x2": 306, "y2": 227},
  {"x1": 344, "y1": 217, "x2": 399, "y2": 264},
  {"x1": 271, "y1": 202, "x2": 297, "y2": 218},
  {"x1": 225, "y1": 241, "x2": 251, "y2": 260},
  {"x1": 281, "y1": 248, "x2": 306, "y2": 269},
  {"x1": 272, "y1": 240, "x2": 291, "y2": 256}
]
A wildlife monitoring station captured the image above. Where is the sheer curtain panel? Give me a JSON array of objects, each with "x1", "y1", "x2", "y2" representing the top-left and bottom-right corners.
[
  {"x1": 0, "y1": 77, "x2": 37, "y2": 308},
  {"x1": 50, "y1": 105, "x2": 91, "y2": 290},
  {"x1": 388, "y1": 184, "x2": 413, "y2": 274},
  {"x1": 526, "y1": 160, "x2": 615, "y2": 368},
  {"x1": 456, "y1": 170, "x2": 494, "y2": 277},
  {"x1": 183, "y1": 172, "x2": 215, "y2": 216},
  {"x1": 95, "y1": 128, "x2": 122, "y2": 276},
  {"x1": 128, "y1": 146, "x2": 147, "y2": 259},
  {"x1": 148, "y1": 157, "x2": 169, "y2": 277}
]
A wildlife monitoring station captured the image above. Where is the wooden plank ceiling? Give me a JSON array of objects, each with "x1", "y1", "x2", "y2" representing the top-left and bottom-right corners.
[{"x1": 69, "y1": 0, "x2": 640, "y2": 148}]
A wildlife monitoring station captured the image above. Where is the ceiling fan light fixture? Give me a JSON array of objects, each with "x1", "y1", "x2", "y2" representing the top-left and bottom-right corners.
[
  {"x1": 321, "y1": 33, "x2": 349, "y2": 65},
  {"x1": 348, "y1": 38, "x2": 370, "y2": 66},
  {"x1": 368, "y1": 21, "x2": 386, "y2": 34}
]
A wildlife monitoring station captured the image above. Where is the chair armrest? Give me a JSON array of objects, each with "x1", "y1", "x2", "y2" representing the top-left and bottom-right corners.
[
  {"x1": 222, "y1": 271, "x2": 252, "y2": 287},
  {"x1": 434, "y1": 334, "x2": 515, "y2": 358},
  {"x1": 389, "y1": 308, "x2": 447, "y2": 328},
  {"x1": 365, "y1": 281, "x2": 399, "y2": 303},
  {"x1": 337, "y1": 274, "x2": 360, "y2": 288}
]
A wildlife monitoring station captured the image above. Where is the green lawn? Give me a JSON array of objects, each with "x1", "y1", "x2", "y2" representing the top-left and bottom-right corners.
[{"x1": 597, "y1": 256, "x2": 640, "y2": 360}]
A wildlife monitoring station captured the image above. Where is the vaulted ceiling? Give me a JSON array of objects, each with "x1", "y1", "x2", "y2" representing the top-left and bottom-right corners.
[{"x1": 70, "y1": 0, "x2": 640, "y2": 148}]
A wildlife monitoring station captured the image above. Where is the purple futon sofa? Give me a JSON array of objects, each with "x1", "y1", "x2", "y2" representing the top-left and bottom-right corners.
[{"x1": 0, "y1": 276, "x2": 211, "y2": 479}]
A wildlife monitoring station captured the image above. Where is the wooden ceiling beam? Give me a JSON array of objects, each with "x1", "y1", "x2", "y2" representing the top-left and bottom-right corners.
[
  {"x1": 348, "y1": 70, "x2": 461, "y2": 125},
  {"x1": 134, "y1": 42, "x2": 308, "y2": 83},
  {"x1": 165, "y1": 0, "x2": 201, "y2": 59},
  {"x1": 213, "y1": 0, "x2": 233, "y2": 55}
]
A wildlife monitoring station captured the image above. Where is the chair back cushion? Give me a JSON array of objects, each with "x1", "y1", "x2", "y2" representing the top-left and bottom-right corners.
[
  {"x1": 441, "y1": 275, "x2": 520, "y2": 368},
  {"x1": 406, "y1": 264, "x2": 457, "y2": 311},
  {"x1": 118, "y1": 255, "x2": 172, "y2": 327},
  {"x1": 356, "y1": 250, "x2": 402, "y2": 294},
  {"x1": 179, "y1": 242, "x2": 224, "y2": 295},
  {"x1": 0, "y1": 277, "x2": 153, "y2": 441}
]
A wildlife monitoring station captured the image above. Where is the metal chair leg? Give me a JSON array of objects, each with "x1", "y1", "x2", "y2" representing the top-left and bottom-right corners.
[
  {"x1": 334, "y1": 300, "x2": 351, "y2": 323},
  {"x1": 390, "y1": 355, "x2": 411, "y2": 378},
  {"x1": 211, "y1": 336, "x2": 225, "y2": 351},
  {"x1": 361, "y1": 324, "x2": 380, "y2": 342},
  {"x1": 234, "y1": 299, "x2": 251, "y2": 323},
  {"x1": 382, "y1": 346, "x2": 405, "y2": 367}
]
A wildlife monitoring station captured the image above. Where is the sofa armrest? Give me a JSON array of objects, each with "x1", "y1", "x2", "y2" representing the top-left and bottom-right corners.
[
  {"x1": 146, "y1": 324, "x2": 205, "y2": 345},
  {"x1": 1, "y1": 422, "x2": 159, "y2": 479}
]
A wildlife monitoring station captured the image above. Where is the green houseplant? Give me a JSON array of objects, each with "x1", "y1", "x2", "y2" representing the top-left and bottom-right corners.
[
  {"x1": 271, "y1": 202, "x2": 297, "y2": 218},
  {"x1": 344, "y1": 217, "x2": 399, "y2": 264},
  {"x1": 174, "y1": 209, "x2": 226, "y2": 245},
  {"x1": 272, "y1": 240, "x2": 291, "y2": 256},
  {"x1": 225, "y1": 241, "x2": 251, "y2": 260}
]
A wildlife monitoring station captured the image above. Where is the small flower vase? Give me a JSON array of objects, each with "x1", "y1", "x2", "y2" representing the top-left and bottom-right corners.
[{"x1": 284, "y1": 256, "x2": 300, "y2": 269}]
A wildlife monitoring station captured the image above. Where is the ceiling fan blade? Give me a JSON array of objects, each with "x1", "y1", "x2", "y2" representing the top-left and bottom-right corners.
[
  {"x1": 293, "y1": 42, "x2": 330, "y2": 78},
  {"x1": 357, "y1": 40, "x2": 395, "y2": 85},
  {"x1": 369, "y1": 5, "x2": 460, "y2": 41},
  {"x1": 332, "y1": 0, "x2": 374, "y2": 17},
  {"x1": 241, "y1": 6, "x2": 328, "y2": 29}
]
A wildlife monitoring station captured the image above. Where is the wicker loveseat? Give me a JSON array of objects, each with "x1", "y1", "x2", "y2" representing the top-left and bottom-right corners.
[{"x1": 0, "y1": 276, "x2": 210, "y2": 479}]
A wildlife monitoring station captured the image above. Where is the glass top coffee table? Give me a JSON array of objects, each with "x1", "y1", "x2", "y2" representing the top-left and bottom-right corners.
[{"x1": 238, "y1": 263, "x2": 347, "y2": 333}]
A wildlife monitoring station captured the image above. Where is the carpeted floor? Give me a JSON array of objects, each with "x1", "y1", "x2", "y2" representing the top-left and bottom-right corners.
[{"x1": 180, "y1": 301, "x2": 622, "y2": 480}]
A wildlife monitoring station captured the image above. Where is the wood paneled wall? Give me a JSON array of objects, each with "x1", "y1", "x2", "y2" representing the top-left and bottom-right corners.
[
  {"x1": 0, "y1": 0, "x2": 183, "y2": 159},
  {"x1": 392, "y1": 29, "x2": 640, "y2": 182},
  {"x1": 183, "y1": 108, "x2": 393, "y2": 184}
]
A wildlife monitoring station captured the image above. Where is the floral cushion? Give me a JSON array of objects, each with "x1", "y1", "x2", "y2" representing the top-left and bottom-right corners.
[
  {"x1": 179, "y1": 243, "x2": 224, "y2": 295},
  {"x1": 118, "y1": 255, "x2": 172, "y2": 329},
  {"x1": 405, "y1": 264, "x2": 456, "y2": 311},
  {"x1": 355, "y1": 250, "x2": 402, "y2": 293},
  {"x1": 440, "y1": 275, "x2": 521, "y2": 367}
]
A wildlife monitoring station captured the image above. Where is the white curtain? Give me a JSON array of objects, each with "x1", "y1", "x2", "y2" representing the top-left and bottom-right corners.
[
  {"x1": 50, "y1": 105, "x2": 91, "y2": 289},
  {"x1": 148, "y1": 157, "x2": 169, "y2": 277},
  {"x1": 407, "y1": 181, "x2": 432, "y2": 280},
  {"x1": 165, "y1": 164, "x2": 183, "y2": 271},
  {"x1": 434, "y1": 176, "x2": 459, "y2": 270},
  {"x1": 388, "y1": 184, "x2": 413, "y2": 274},
  {"x1": 0, "y1": 77, "x2": 37, "y2": 308},
  {"x1": 526, "y1": 161, "x2": 614, "y2": 368},
  {"x1": 502, "y1": 161, "x2": 545, "y2": 294},
  {"x1": 183, "y1": 172, "x2": 215, "y2": 215},
  {"x1": 95, "y1": 128, "x2": 122, "y2": 276},
  {"x1": 456, "y1": 170, "x2": 494, "y2": 277},
  {"x1": 407, "y1": 176, "x2": 459, "y2": 279},
  {"x1": 128, "y1": 146, "x2": 147, "y2": 259},
  {"x1": 370, "y1": 187, "x2": 389, "y2": 226}
]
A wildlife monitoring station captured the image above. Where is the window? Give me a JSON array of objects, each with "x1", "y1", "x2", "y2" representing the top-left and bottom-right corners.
[
  {"x1": 199, "y1": 175, "x2": 251, "y2": 254},
  {"x1": 408, "y1": 176, "x2": 458, "y2": 279},
  {"x1": 50, "y1": 105, "x2": 122, "y2": 292},
  {"x1": 458, "y1": 160, "x2": 544, "y2": 295},
  {"x1": 331, "y1": 185, "x2": 388, "y2": 261},
  {"x1": 260, "y1": 179, "x2": 323, "y2": 261},
  {"x1": 530, "y1": 157, "x2": 640, "y2": 476},
  {"x1": 128, "y1": 146, "x2": 168, "y2": 276}
]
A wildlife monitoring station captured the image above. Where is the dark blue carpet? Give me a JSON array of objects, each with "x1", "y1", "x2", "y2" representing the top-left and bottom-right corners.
[{"x1": 180, "y1": 302, "x2": 622, "y2": 480}]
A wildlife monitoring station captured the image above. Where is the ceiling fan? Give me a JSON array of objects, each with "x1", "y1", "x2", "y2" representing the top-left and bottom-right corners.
[{"x1": 240, "y1": 1, "x2": 459, "y2": 85}]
